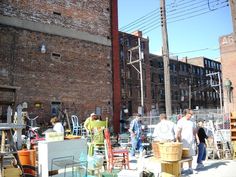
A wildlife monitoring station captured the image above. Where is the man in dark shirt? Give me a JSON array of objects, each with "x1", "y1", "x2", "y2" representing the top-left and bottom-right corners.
[{"x1": 196, "y1": 119, "x2": 208, "y2": 169}]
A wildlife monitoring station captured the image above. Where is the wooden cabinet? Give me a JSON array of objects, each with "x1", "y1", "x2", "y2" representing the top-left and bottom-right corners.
[{"x1": 230, "y1": 112, "x2": 236, "y2": 141}]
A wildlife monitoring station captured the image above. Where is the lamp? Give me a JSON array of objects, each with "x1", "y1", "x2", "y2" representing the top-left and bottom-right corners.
[{"x1": 40, "y1": 44, "x2": 46, "y2": 53}]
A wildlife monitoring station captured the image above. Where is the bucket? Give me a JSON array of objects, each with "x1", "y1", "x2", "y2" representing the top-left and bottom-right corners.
[
  {"x1": 17, "y1": 149, "x2": 36, "y2": 175},
  {"x1": 159, "y1": 142, "x2": 182, "y2": 161},
  {"x1": 152, "y1": 141, "x2": 161, "y2": 159}
]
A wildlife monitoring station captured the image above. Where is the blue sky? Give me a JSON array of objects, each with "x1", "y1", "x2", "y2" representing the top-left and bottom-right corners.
[{"x1": 118, "y1": 0, "x2": 233, "y2": 60}]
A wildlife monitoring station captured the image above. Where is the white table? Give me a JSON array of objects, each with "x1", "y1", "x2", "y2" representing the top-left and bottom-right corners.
[{"x1": 38, "y1": 138, "x2": 87, "y2": 177}]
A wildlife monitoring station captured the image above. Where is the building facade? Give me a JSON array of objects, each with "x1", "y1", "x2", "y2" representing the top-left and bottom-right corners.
[
  {"x1": 119, "y1": 31, "x2": 222, "y2": 116},
  {"x1": 119, "y1": 31, "x2": 152, "y2": 118},
  {"x1": 220, "y1": 34, "x2": 236, "y2": 113},
  {"x1": 0, "y1": 1, "x2": 114, "y2": 126}
]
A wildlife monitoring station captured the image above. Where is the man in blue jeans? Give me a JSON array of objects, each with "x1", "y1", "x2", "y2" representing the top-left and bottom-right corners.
[
  {"x1": 129, "y1": 113, "x2": 144, "y2": 157},
  {"x1": 196, "y1": 119, "x2": 208, "y2": 169}
]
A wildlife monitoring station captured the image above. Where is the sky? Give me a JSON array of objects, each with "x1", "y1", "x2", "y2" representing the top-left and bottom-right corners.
[{"x1": 118, "y1": 0, "x2": 233, "y2": 60}]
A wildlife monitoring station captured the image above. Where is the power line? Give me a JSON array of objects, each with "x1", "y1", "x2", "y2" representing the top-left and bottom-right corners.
[
  {"x1": 171, "y1": 47, "x2": 219, "y2": 55},
  {"x1": 120, "y1": 0, "x2": 205, "y2": 30},
  {"x1": 142, "y1": 3, "x2": 228, "y2": 35},
  {"x1": 120, "y1": 9, "x2": 159, "y2": 31},
  {"x1": 119, "y1": 0, "x2": 228, "y2": 34}
]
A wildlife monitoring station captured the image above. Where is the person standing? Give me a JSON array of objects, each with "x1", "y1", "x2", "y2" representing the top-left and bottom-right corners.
[
  {"x1": 152, "y1": 113, "x2": 176, "y2": 142},
  {"x1": 129, "y1": 113, "x2": 144, "y2": 157},
  {"x1": 196, "y1": 118, "x2": 208, "y2": 169},
  {"x1": 50, "y1": 116, "x2": 64, "y2": 133},
  {"x1": 84, "y1": 113, "x2": 97, "y2": 133},
  {"x1": 176, "y1": 109, "x2": 196, "y2": 174}
]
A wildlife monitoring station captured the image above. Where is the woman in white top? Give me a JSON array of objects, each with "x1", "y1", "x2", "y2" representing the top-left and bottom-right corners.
[{"x1": 50, "y1": 116, "x2": 64, "y2": 133}]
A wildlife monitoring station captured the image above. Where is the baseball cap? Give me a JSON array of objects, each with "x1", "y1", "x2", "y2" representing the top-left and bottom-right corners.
[{"x1": 90, "y1": 113, "x2": 96, "y2": 116}]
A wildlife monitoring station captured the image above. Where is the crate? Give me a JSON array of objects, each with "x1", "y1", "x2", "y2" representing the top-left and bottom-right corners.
[
  {"x1": 152, "y1": 141, "x2": 160, "y2": 159},
  {"x1": 159, "y1": 142, "x2": 182, "y2": 162},
  {"x1": 161, "y1": 161, "x2": 180, "y2": 177},
  {"x1": 232, "y1": 141, "x2": 236, "y2": 159},
  {"x1": 2, "y1": 165, "x2": 22, "y2": 177}
]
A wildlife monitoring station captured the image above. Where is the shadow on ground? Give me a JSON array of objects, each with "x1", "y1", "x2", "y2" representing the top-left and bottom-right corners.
[{"x1": 182, "y1": 161, "x2": 230, "y2": 176}]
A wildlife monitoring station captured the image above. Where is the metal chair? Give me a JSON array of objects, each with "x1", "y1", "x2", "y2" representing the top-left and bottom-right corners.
[{"x1": 71, "y1": 115, "x2": 80, "y2": 136}]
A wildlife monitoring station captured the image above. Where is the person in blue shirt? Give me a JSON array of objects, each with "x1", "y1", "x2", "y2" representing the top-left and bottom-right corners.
[{"x1": 129, "y1": 113, "x2": 144, "y2": 157}]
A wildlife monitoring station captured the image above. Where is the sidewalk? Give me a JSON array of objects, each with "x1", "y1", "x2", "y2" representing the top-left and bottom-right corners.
[
  {"x1": 183, "y1": 157, "x2": 236, "y2": 177},
  {"x1": 129, "y1": 155, "x2": 236, "y2": 177}
]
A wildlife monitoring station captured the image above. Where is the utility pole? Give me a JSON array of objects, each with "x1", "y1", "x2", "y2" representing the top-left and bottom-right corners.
[
  {"x1": 206, "y1": 72, "x2": 223, "y2": 115},
  {"x1": 160, "y1": 0, "x2": 172, "y2": 117},
  {"x1": 230, "y1": 0, "x2": 236, "y2": 40},
  {"x1": 127, "y1": 37, "x2": 144, "y2": 114},
  {"x1": 189, "y1": 85, "x2": 191, "y2": 109},
  {"x1": 138, "y1": 38, "x2": 144, "y2": 108}
]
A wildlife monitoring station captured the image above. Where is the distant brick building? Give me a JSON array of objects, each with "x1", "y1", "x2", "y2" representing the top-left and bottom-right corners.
[
  {"x1": 0, "y1": 1, "x2": 114, "y2": 126},
  {"x1": 119, "y1": 31, "x2": 152, "y2": 118},
  {"x1": 119, "y1": 31, "x2": 222, "y2": 116}
]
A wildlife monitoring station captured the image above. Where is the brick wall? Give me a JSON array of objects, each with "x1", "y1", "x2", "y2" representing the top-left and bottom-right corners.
[
  {"x1": 0, "y1": 0, "x2": 111, "y2": 37},
  {"x1": 0, "y1": 0, "x2": 114, "y2": 124},
  {"x1": 220, "y1": 34, "x2": 236, "y2": 112}
]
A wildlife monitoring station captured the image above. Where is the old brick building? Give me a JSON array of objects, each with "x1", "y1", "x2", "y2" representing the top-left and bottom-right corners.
[
  {"x1": 0, "y1": 1, "x2": 116, "y2": 127},
  {"x1": 119, "y1": 31, "x2": 152, "y2": 117},
  {"x1": 119, "y1": 31, "x2": 222, "y2": 116}
]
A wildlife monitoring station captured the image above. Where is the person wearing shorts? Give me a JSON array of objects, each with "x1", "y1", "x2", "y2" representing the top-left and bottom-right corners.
[{"x1": 176, "y1": 109, "x2": 197, "y2": 174}]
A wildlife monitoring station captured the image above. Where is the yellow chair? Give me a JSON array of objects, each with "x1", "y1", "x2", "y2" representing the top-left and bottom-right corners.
[{"x1": 88, "y1": 118, "x2": 108, "y2": 156}]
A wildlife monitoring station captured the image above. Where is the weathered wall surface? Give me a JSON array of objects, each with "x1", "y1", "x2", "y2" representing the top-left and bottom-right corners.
[
  {"x1": 0, "y1": 0, "x2": 113, "y2": 123},
  {"x1": 0, "y1": 0, "x2": 111, "y2": 37}
]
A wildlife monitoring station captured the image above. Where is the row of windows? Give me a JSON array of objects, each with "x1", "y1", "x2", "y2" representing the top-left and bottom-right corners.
[
  {"x1": 204, "y1": 59, "x2": 221, "y2": 70},
  {"x1": 151, "y1": 61, "x2": 207, "y2": 76},
  {"x1": 150, "y1": 88, "x2": 220, "y2": 101},
  {"x1": 119, "y1": 37, "x2": 146, "y2": 51}
]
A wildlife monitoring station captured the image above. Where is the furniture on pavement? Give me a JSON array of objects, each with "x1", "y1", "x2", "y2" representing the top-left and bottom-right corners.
[
  {"x1": 38, "y1": 138, "x2": 87, "y2": 177},
  {"x1": 71, "y1": 115, "x2": 80, "y2": 136},
  {"x1": 0, "y1": 124, "x2": 25, "y2": 176},
  {"x1": 104, "y1": 129, "x2": 130, "y2": 172},
  {"x1": 88, "y1": 119, "x2": 108, "y2": 156}
]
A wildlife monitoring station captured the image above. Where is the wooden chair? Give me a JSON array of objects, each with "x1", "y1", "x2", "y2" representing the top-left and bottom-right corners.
[{"x1": 104, "y1": 129, "x2": 129, "y2": 172}]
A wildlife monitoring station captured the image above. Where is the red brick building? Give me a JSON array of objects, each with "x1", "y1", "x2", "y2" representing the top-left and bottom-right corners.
[{"x1": 0, "y1": 1, "x2": 116, "y2": 128}]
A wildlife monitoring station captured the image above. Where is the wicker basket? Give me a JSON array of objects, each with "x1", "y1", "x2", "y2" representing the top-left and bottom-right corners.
[
  {"x1": 182, "y1": 148, "x2": 190, "y2": 158},
  {"x1": 159, "y1": 142, "x2": 183, "y2": 161},
  {"x1": 152, "y1": 141, "x2": 160, "y2": 159}
]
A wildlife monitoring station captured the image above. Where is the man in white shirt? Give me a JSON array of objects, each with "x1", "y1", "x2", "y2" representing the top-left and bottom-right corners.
[
  {"x1": 152, "y1": 113, "x2": 176, "y2": 142},
  {"x1": 176, "y1": 109, "x2": 196, "y2": 174}
]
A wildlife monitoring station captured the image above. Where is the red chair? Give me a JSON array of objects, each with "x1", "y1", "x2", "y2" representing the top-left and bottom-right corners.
[{"x1": 104, "y1": 129, "x2": 130, "y2": 172}]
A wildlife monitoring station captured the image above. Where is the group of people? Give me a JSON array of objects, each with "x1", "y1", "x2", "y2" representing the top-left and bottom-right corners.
[
  {"x1": 50, "y1": 110, "x2": 209, "y2": 173},
  {"x1": 50, "y1": 112, "x2": 101, "y2": 134},
  {"x1": 128, "y1": 109, "x2": 209, "y2": 174}
]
